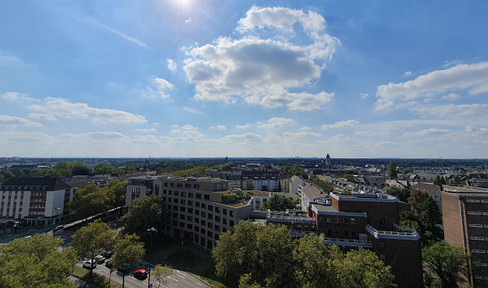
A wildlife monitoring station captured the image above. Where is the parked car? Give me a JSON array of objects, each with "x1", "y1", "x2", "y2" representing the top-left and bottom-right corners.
[
  {"x1": 105, "y1": 260, "x2": 113, "y2": 269},
  {"x1": 82, "y1": 260, "x2": 97, "y2": 270},
  {"x1": 102, "y1": 251, "x2": 113, "y2": 259},
  {"x1": 94, "y1": 255, "x2": 105, "y2": 264},
  {"x1": 133, "y1": 269, "x2": 148, "y2": 280}
]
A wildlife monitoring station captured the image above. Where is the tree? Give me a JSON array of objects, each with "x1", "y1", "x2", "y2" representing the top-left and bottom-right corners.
[
  {"x1": 69, "y1": 184, "x2": 116, "y2": 220},
  {"x1": 423, "y1": 241, "x2": 468, "y2": 288},
  {"x1": 450, "y1": 175, "x2": 462, "y2": 186},
  {"x1": 152, "y1": 264, "x2": 173, "y2": 288},
  {"x1": 311, "y1": 177, "x2": 334, "y2": 193},
  {"x1": 0, "y1": 234, "x2": 76, "y2": 288},
  {"x1": 95, "y1": 163, "x2": 114, "y2": 175},
  {"x1": 388, "y1": 161, "x2": 398, "y2": 179},
  {"x1": 71, "y1": 220, "x2": 117, "y2": 275},
  {"x1": 335, "y1": 248, "x2": 396, "y2": 288},
  {"x1": 122, "y1": 194, "x2": 165, "y2": 236},
  {"x1": 403, "y1": 168, "x2": 413, "y2": 174},
  {"x1": 433, "y1": 175, "x2": 446, "y2": 187},
  {"x1": 293, "y1": 234, "x2": 341, "y2": 288},
  {"x1": 384, "y1": 186, "x2": 411, "y2": 202},
  {"x1": 262, "y1": 195, "x2": 297, "y2": 211},
  {"x1": 400, "y1": 190, "x2": 443, "y2": 245},
  {"x1": 239, "y1": 273, "x2": 263, "y2": 288},
  {"x1": 102, "y1": 179, "x2": 126, "y2": 207},
  {"x1": 244, "y1": 180, "x2": 255, "y2": 190},
  {"x1": 111, "y1": 234, "x2": 145, "y2": 273}
]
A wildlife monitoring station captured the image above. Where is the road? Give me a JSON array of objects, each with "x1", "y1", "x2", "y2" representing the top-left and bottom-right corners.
[{"x1": 81, "y1": 260, "x2": 209, "y2": 288}]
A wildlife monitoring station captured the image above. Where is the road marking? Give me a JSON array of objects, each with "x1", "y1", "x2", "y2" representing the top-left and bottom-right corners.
[
  {"x1": 167, "y1": 276, "x2": 179, "y2": 282},
  {"x1": 195, "y1": 282, "x2": 203, "y2": 286},
  {"x1": 176, "y1": 274, "x2": 185, "y2": 279},
  {"x1": 176, "y1": 270, "x2": 187, "y2": 277}
]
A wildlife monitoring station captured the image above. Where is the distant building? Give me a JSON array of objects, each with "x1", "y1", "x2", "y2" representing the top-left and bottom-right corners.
[
  {"x1": 411, "y1": 182, "x2": 442, "y2": 205},
  {"x1": 0, "y1": 177, "x2": 73, "y2": 226},
  {"x1": 325, "y1": 154, "x2": 331, "y2": 168},
  {"x1": 442, "y1": 186, "x2": 488, "y2": 287}
]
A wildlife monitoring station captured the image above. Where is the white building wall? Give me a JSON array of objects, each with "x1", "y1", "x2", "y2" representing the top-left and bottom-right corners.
[{"x1": 45, "y1": 189, "x2": 65, "y2": 217}]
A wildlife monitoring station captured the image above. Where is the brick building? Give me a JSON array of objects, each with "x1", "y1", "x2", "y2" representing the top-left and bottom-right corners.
[
  {"x1": 442, "y1": 186, "x2": 488, "y2": 287},
  {"x1": 0, "y1": 177, "x2": 73, "y2": 226},
  {"x1": 126, "y1": 176, "x2": 252, "y2": 250},
  {"x1": 291, "y1": 191, "x2": 423, "y2": 288}
]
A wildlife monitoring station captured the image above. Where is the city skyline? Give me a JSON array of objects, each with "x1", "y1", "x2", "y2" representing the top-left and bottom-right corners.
[{"x1": 1, "y1": 1, "x2": 488, "y2": 158}]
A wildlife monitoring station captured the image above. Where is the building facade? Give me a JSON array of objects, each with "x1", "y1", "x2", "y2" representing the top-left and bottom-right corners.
[
  {"x1": 0, "y1": 177, "x2": 73, "y2": 226},
  {"x1": 126, "y1": 176, "x2": 252, "y2": 250},
  {"x1": 442, "y1": 186, "x2": 488, "y2": 287}
]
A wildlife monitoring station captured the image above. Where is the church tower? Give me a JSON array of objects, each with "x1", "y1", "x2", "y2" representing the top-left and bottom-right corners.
[{"x1": 325, "y1": 154, "x2": 331, "y2": 168}]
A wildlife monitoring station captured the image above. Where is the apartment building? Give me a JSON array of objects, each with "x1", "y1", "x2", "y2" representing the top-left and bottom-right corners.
[
  {"x1": 286, "y1": 191, "x2": 422, "y2": 288},
  {"x1": 0, "y1": 177, "x2": 73, "y2": 226},
  {"x1": 442, "y1": 186, "x2": 488, "y2": 287},
  {"x1": 126, "y1": 176, "x2": 252, "y2": 250}
]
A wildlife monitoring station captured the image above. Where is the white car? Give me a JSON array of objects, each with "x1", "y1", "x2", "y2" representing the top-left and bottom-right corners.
[
  {"x1": 82, "y1": 260, "x2": 97, "y2": 270},
  {"x1": 94, "y1": 255, "x2": 105, "y2": 264}
]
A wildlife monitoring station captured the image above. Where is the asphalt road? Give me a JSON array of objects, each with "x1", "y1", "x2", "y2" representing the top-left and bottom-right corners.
[{"x1": 81, "y1": 260, "x2": 209, "y2": 288}]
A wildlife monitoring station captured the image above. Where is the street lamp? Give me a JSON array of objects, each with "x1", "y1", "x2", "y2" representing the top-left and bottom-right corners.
[
  {"x1": 122, "y1": 263, "x2": 129, "y2": 288},
  {"x1": 146, "y1": 227, "x2": 157, "y2": 251}
]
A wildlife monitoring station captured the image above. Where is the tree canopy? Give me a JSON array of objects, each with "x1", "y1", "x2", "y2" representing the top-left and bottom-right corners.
[
  {"x1": 423, "y1": 241, "x2": 468, "y2": 288},
  {"x1": 0, "y1": 234, "x2": 76, "y2": 288},
  {"x1": 213, "y1": 221, "x2": 395, "y2": 288},
  {"x1": 71, "y1": 220, "x2": 117, "y2": 274},
  {"x1": 384, "y1": 186, "x2": 411, "y2": 202},
  {"x1": 261, "y1": 195, "x2": 297, "y2": 211},
  {"x1": 111, "y1": 234, "x2": 145, "y2": 273},
  {"x1": 388, "y1": 161, "x2": 398, "y2": 179},
  {"x1": 122, "y1": 194, "x2": 166, "y2": 236}
]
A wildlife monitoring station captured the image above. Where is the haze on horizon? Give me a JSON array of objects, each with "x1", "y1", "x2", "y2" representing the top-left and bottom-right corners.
[{"x1": 1, "y1": 1, "x2": 488, "y2": 159}]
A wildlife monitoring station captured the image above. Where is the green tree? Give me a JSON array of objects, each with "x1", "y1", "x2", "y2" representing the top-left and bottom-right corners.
[
  {"x1": 423, "y1": 241, "x2": 468, "y2": 288},
  {"x1": 111, "y1": 234, "x2": 145, "y2": 273},
  {"x1": 122, "y1": 194, "x2": 165, "y2": 236},
  {"x1": 213, "y1": 221, "x2": 258, "y2": 287},
  {"x1": 262, "y1": 195, "x2": 297, "y2": 211},
  {"x1": 95, "y1": 163, "x2": 114, "y2": 175},
  {"x1": 239, "y1": 273, "x2": 263, "y2": 288},
  {"x1": 293, "y1": 234, "x2": 341, "y2": 288},
  {"x1": 69, "y1": 184, "x2": 116, "y2": 220},
  {"x1": 152, "y1": 264, "x2": 173, "y2": 288},
  {"x1": 388, "y1": 161, "x2": 398, "y2": 179},
  {"x1": 433, "y1": 175, "x2": 446, "y2": 187},
  {"x1": 0, "y1": 234, "x2": 76, "y2": 288},
  {"x1": 403, "y1": 168, "x2": 413, "y2": 174},
  {"x1": 336, "y1": 248, "x2": 396, "y2": 288},
  {"x1": 311, "y1": 177, "x2": 334, "y2": 193},
  {"x1": 400, "y1": 190, "x2": 443, "y2": 245},
  {"x1": 71, "y1": 220, "x2": 117, "y2": 275},
  {"x1": 71, "y1": 162, "x2": 92, "y2": 175},
  {"x1": 102, "y1": 179, "x2": 126, "y2": 207},
  {"x1": 384, "y1": 186, "x2": 411, "y2": 202},
  {"x1": 244, "y1": 180, "x2": 255, "y2": 190},
  {"x1": 450, "y1": 175, "x2": 462, "y2": 186}
]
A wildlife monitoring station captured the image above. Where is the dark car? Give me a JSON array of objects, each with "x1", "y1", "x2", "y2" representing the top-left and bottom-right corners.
[
  {"x1": 102, "y1": 251, "x2": 113, "y2": 259},
  {"x1": 133, "y1": 269, "x2": 148, "y2": 280}
]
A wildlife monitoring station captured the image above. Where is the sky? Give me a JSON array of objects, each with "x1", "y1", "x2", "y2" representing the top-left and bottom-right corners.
[{"x1": 1, "y1": 0, "x2": 488, "y2": 158}]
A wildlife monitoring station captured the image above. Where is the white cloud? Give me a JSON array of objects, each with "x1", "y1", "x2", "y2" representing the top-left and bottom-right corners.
[
  {"x1": 0, "y1": 115, "x2": 43, "y2": 128},
  {"x1": 141, "y1": 77, "x2": 174, "y2": 99},
  {"x1": 376, "y1": 62, "x2": 488, "y2": 110},
  {"x1": 167, "y1": 59, "x2": 177, "y2": 72},
  {"x1": 402, "y1": 128, "x2": 450, "y2": 138},
  {"x1": 258, "y1": 117, "x2": 294, "y2": 129},
  {"x1": 216, "y1": 125, "x2": 227, "y2": 131},
  {"x1": 441, "y1": 93, "x2": 460, "y2": 101},
  {"x1": 1, "y1": 92, "x2": 36, "y2": 101},
  {"x1": 182, "y1": 106, "x2": 204, "y2": 116},
  {"x1": 27, "y1": 97, "x2": 146, "y2": 124},
  {"x1": 183, "y1": 6, "x2": 338, "y2": 111},
  {"x1": 87, "y1": 131, "x2": 128, "y2": 140},
  {"x1": 402, "y1": 71, "x2": 413, "y2": 78},
  {"x1": 135, "y1": 128, "x2": 157, "y2": 133},
  {"x1": 222, "y1": 133, "x2": 262, "y2": 144},
  {"x1": 88, "y1": 19, "x2": 151, "y2": 49},
  {"x1": 283, "y1": 131, "x2": 321, "y2": 138},
  {"x1": 359, "y1": 93, "x2": 368, "y2": 100},
  {"x1": 321, "y1": 120, "x2": 359, "y2": 130},
  {"x1": 236, "y1": 123, "x2": 251, "y2": 130}
]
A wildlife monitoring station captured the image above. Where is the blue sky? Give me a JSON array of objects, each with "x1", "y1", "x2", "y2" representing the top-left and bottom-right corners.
[{"x1": 1, "y1": 0, "x2": 488, "y2": 158}]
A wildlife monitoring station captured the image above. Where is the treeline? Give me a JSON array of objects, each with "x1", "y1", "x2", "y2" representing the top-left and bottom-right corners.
[{"x1": 213, "y1": 221, "x2": 395, "y2": 288}]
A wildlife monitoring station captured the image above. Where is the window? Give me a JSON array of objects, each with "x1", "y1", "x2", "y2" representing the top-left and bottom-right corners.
[
  {"x1": 201, "y1": 220, "x2": 206, "y2": 226},
  {"x1": 196, "y1": 194, "x2": 202, "y2": 199},
  {"x1": 351, "y1": 218, "x2": 356, "y2": 225},
  {"x1": 204, "y1": 195, "x2": 210, "y2": 200},
  {"x1": 334, "y1": 217, "x2": 339, "y2": 224},
  {"x1": 188, "y1": 208, "x2": 193, "y2": 213},
  {"x1": 467, "y1": 199, "x2": 480, "y2": 203},
  {"x1": 229, "y1": 220, "x2": 234, "y2": 227},
  {"x1": 177, "y1": 183, "x2": 182, "y2": 188},
  {"x1": 472, "y1": 249, "x2": 486, "y2": 254},
  {"x1": 215, "y1": 225, "x2": 220, "y2": 232},
  {"x1": 215, "y1": 207, "x2": 220, "y2": 213},
  {"x1": 187, "y1": 216, "x2": 193, "y2": 221},
  {"x1": 229, "y1": 211, "x2": 234, "y2": 217},
  {"x1": 174, "y1": 191, "x2": 179, "y2": 196},
  {"x1": 195, "y1": 201, "x2": 200, "y2": 207},
  {"x1": 173, "y1": 198, "x2": 179, "y2": 204},
  {"x1": 188, "y1": 200, "x2": 193, "y2": 206},
  {"x1": 181, "y1": 192, "x2": 186, "y2": 197},
  {"x1": 201, "y1": 212, "x2": 206, "y2": 217},
  {"x1": 188, "y1": 193, "x2": 194, "y2": 198},
  {"x1": 223, "y1": 218, "x2": 227, "y2": 224},
  {"x1": 208, "y1": 205, "x2": 213, "y2": 211},
  {"x1": 469, "y1": 224, "x2": 483, "y2": 228},
  {"x1": 185, "y1": 184, "x2": 191, "y2": 188},
  {"x1": 181, "y1": 199, "x2": 186, "y2": 205},
  {"x1": 343, "y1": 218, "x2": 348, "y2": 224},
  {"x1": 195, "y1": 210, "x2": 200, "y2": 215},
  {"x1": 326, "y1": 217, "x2": 332, "y2": 223},
  {"x1": 202, "y1": 203, "x2": 207, "y2": 209},
  {"x1": 195, "y1": 218, "x2": 199, "y2": 223},
  {"x1": 208, "y1": 214, "x2": 213, "y2": 220},
  {"x1": 468, "y1": 211, "x2": 481, "y2": 215},
  {"x1": 207, "y1": 222, "x2": 213, "y2": 228},
  {"x1": 180, "y1": 214, "x2": 185, "y2": 220},
  {"x1": 180, "y1": 207, "x2": 186, "y2": 212},
  {"x1": 194, "y1": 184, "x2": 200, "y2": 189},
  {"x1": 223, "y1": 209, "x2": 227, "y2": 215},
  {"x1": 470, "y1": 236, "x2": 484, "y2": 241},
  {"x1": 215, "y1": 216, "x2": 221, "y2": 222}
]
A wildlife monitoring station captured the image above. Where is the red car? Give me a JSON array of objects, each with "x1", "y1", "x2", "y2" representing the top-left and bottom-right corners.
[{"x1": 133, "y1": 269, "x2": 148, "y2": 280}]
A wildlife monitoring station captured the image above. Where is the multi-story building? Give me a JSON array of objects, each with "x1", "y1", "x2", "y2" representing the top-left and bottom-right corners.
[
  {"x1": 282, "y1": 191, "x2": 422, "y2": 288},
  {"x1": 126, "y1": 176, "x2": 252, "y2": 250},
  {"x1": 0, "y1": 177, "x2": 73, "y2": 226},
  {"x1": 442, "y1": 186, "x2": 488, "y2": 287}
]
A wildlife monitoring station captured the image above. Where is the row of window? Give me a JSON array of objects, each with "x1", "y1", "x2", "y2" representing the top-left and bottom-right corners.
[
  {"x1": 468, "y1": 224, "x2": 488, "y2": 228},
  {"x1": 169, "y1": 210, "x2": 234, "y2": 226},
  {"x1": 164, "y1": 199, "x2": 234, "y2": 216},
  {"x1": 466, "y1": 199, "x2": 488, "y2": 203},
  {"x1": 470, "y1": 237, "x2": 488, "y2": 241},
  {"x1": 472, "y1": 249, "x2": 488, "y2": 254},
  {"x1": 321, "y1": 217, "x2": 357, "y2": 225},
  {"x1": 467, "y1": 211, "x2": 488, "y2": 216},
  {"x1": 163, "y1": 190, "x2": 210, "y2": 200},
  {"x1": 163, "y1": 182, "x2": 200, "y2": 189}
]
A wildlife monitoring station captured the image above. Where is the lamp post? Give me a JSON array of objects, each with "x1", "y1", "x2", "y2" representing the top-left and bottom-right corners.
[
  {"x1": 146, "y1": 227, "x2": 157, "y2": 251},
  {"x1": 122, "y1": 263, "x2": 129, "y2": 288},
  {"x1": 147, "y1": 264, "x2": 152, "y2": 288}
]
